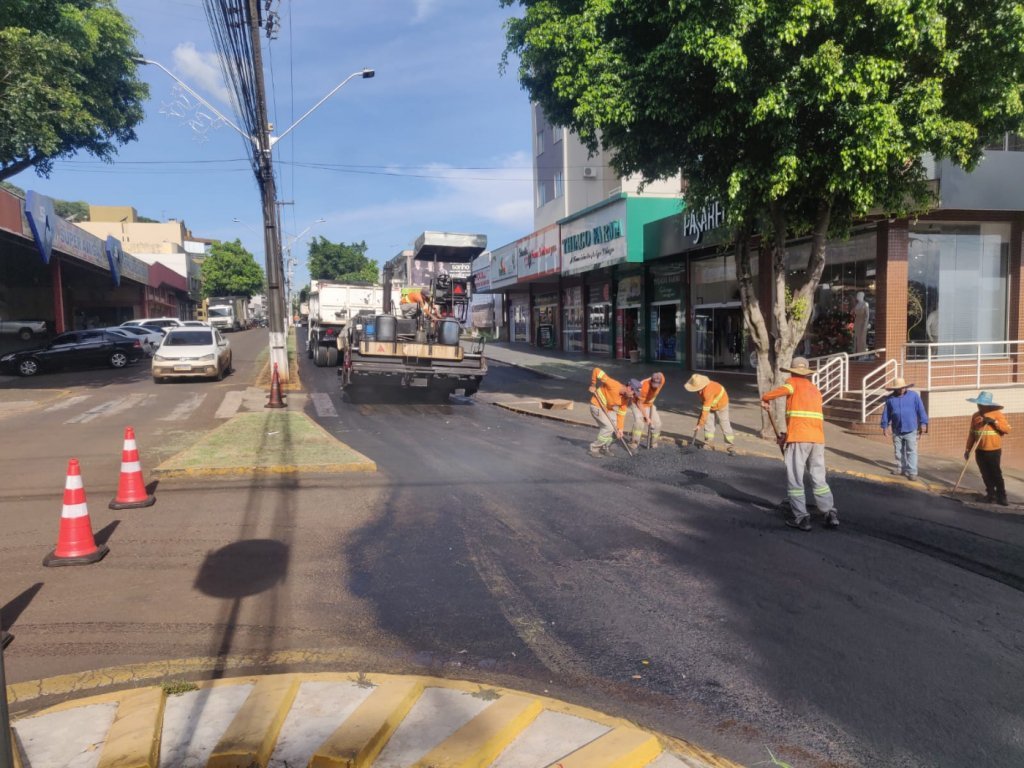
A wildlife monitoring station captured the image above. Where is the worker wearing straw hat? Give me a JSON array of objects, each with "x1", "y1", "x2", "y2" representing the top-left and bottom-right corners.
[
  {"x1": 684, "y1": 374, "x2": 736, "y2": 453},
  {"x1": 880, "y1": 377, "x2": 929, "y2": 480},
  {"x1": 761, "y1": 356, "x2": 839, "y2": 531},
  {"x1": 965, "y1": 391, "x2": 1011, "y2": 505}
]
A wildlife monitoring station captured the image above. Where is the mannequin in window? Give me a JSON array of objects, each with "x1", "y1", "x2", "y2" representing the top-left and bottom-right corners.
[{"x1": 853, "y1": 291, "x2": 869, "y2": 354}]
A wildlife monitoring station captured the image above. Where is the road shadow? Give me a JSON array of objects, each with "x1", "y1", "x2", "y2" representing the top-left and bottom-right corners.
[
  {"x1": 93, "y1": 520, "x2": 120, "y2": 546},
  {"x1": 1, "y1": 583, "x2": 43, "y2": 633}
]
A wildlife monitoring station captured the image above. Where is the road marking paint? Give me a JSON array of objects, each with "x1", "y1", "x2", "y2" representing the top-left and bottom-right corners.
[
  {"x1": 65, "y1": 394, "x2": 152, "y2": 424},
  {"x1": 159, "y1": 392, "x2": 208, "y2": 422},
  {"x1": 214, "y1": 391, "x2": 244, "y2": 419},
  {"x1": 311, "y1": 392, "x2": 338, "y2": 418},
  {"x1": 43, "y1": 395, "x2": 90, "y2": 413}
]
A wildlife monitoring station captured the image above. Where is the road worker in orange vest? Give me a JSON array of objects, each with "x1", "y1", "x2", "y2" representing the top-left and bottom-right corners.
[
  {"x1": 761, "y1": 357, "x2": 839, "y2": 531},
  {"x1": 588, "y1": 367, "x2": 631, "y2": 457},
  {"x1": 627, "y1": 373, "x2": 665, "y2": 449},
  {"x1": 684, "y1": 374, "x2": 736, "y2": 454},
  {"x1": 965, "y1": 391, "x2": 1012, "y2": 506}
]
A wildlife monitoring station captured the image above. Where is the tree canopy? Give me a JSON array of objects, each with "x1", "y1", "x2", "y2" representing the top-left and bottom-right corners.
[
  {"x1": 201, "y1": 240, "x2": 265, "y2": 299},
  {"x1": 0, "y1": 0, "x2": 148, "y2": 181},
  {"x1": 307, "y1": 237, "x2": 378, "y2": 284},
  {"x1": 502, "y1": 0, "x2": 1024, "y2": 404}
]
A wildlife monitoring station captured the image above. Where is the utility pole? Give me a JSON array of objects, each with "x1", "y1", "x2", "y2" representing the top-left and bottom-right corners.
[{"x1": 248, "y1": 0, "x2": 289, "y2": 381}]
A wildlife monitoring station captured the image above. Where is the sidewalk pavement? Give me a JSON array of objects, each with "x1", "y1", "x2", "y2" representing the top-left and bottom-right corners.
[
  {"x1": 479, "y1": 342, "x2": 1024, "y2": 507},
  {"x1": 9, "y1": 671, "x2": 740, "y2": 768}
]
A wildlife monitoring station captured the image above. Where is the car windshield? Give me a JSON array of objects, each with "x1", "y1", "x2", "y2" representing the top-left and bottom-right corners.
[
  {"x1": 165, "y1": 331, "x2": 213, "y2": 346},
  {"x1": 208, "y1": 308, "x2": 231, "y2": 317}
]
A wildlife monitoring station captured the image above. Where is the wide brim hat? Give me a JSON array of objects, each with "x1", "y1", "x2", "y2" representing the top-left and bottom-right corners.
[
  {"x1": 885, "y1": 377, "x2": 914, "y2": 390},
  {"x1": 627, "y1": 378, "x2": 642, "y2": 393},
  {"x1": 684, "y1": 374, "x2": 710, "y2": 392},
  {"x1": 782, "y1": 357, "x2": 814, "y2": 376},
  {"x1": 967, "y1": 391, "x2": 1001, "y2": 408}
]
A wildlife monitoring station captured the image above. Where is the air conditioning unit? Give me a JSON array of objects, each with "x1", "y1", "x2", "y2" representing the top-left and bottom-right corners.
[{"x1": 583, "y1": 166, "x2": 596, "y2": 179}]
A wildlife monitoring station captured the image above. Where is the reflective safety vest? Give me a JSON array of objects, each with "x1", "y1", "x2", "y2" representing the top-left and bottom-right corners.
[
  {"x1": 762, "y1": 376, "x2": 825, "y2": 444},
  {"x1": 695, "y1": 380, "x2": 729, "y2": 428},
  {"x1": 967, "y1": 409, "x2": 1011, "y2": 452},
  {"x1": 590, "y1": 367, "x2": 628, "y2": 431},
  {"x1": 637, "y1": 376, "x2": 664, "y2": 412}
]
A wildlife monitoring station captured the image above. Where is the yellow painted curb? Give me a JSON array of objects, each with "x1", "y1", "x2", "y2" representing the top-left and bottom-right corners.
[
  {"x1": 97, "y1": 686, "x2": 164, "y2": 768},
  {"x1": 311, "y1": 678, "x2": 423, "y2": 768},
  {"x1": 209, "y1": 674, "x2": 300, "y2": 768},
  {"x1": 412, "y1": 693, "x2": 542, "y2": 768},
  {"x1": 10, "y1": 666, "x2": 745, "y2": 768}
]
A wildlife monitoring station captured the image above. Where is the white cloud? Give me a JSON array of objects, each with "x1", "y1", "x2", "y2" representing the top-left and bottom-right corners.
[
  {"x1": 172, "y1": 42, "x2": 232, "y2": 105},
  {"x1": 319, "y1": 151, "x2": 534, "y2": 260},
  {"x1": 412, "y1": 0, "x2": 440, "y2": 23}
]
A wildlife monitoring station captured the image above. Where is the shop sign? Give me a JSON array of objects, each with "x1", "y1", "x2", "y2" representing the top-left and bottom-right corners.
[
  {"x1": 121, "y1": 253, "x2": 148, "y2": 285},
  {"x1": 652, "y1": 266, "x2": 684, "y2": 302},
  {"x1": 411, "y1": 259, "x2": 470, "y2": 285},
  {"x1": 617, "y1": 275, "x2": 642, "y2": 305},
  {"x1": 471, "y1": 253, "x2": 492, "y2": 292},
  {"x1": 23, "y1": 191, "x2": 57, "y2": 265},
  {"x1": 534, "y1": 291, "x2": 558, "y2": 307},
  {"x1": 516, "y1": 224, "x2": 560, "y2": 280},
  {"x1": 488, "y1": 241, "x2": 519, "y2": 288},
  {"x1": 561, "y1": 201, "x2": 628, "y2": 275},
  {"x1": 682, "y1": 200, "x2": 725, "y2": 244},
  {"x1": 588, "y1": 283, "x2": 610, "y2": 304}
]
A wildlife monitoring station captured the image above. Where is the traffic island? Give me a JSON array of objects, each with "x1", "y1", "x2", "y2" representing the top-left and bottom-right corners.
[
  {"x1": 8, "y1": 671, "x2": 743, "y2": 768},
  {"x1": 154, "y1": 411, "x2": 376, "y2": 478}
]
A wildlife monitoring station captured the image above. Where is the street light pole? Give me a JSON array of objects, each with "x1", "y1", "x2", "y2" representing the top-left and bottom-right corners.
[
  {"x1": 135, "y1": 47, "x2": 373, "y2": 382},
  {"x1": 283, "y1": 218, "x2": 325, "y2": 322}
]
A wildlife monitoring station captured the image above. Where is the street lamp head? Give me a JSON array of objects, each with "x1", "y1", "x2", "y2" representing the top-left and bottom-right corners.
[
  {"x1": 132, "y1": 56, "x2": 149, "y2": 65},
  {"x1": 361, "y1": 69, "x2": 375, "y2": 79},
  {"x1": 315, "y1": 217, "x2": 327, "y2": 223}
]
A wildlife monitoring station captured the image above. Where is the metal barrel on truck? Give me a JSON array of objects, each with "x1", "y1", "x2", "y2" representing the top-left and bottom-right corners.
[{"x1": 338, "y1": 231, "x2": 488, "y2": 400}]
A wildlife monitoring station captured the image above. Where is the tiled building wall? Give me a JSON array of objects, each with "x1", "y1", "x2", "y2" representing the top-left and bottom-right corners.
[{"x1": 874, "y1": 221, "x2": 909, "y2": 359}]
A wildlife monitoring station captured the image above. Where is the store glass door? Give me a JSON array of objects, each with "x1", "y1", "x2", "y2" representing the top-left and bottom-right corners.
[{"x1": 694, "y1": 304, "x2": 752, "y2": 371}]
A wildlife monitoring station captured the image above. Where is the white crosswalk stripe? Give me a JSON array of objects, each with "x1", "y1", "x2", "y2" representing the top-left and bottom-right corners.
[
  {"x1": 158, "y1": 392, "x2": 208, "y2": 422},
  {"x1": 214, "y1": 390, "x2": 244, "y2": 419},
  {"x1": 310, "y1": 392, "x2": 338, "y2": 418},
  {"x1": 43, "y1": 395, "x2": 91, "y2": 413},
  {"x1": 65, "y1": 393, "x2": 153, "y2": 424}
]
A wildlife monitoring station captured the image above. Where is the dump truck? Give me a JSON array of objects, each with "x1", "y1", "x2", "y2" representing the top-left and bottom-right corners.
[
  {"x1": 206, "y1": 296, "x2": 250, "y2": 332},
  {"x1": 307, "y1": 281, "x2": 385, "y2": 366},
  {"x1": 338, "y1": 232, "x2": 488, "y2": 399}
]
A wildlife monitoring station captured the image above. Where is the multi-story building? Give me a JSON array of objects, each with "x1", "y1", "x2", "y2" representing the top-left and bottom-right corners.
[{"x1": 474, "y1": 107, "x2": 1024, "y2": 466}]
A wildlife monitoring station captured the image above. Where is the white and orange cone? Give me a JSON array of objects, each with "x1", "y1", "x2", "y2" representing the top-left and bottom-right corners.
[
  {"x1": 109, "y1": 426, "x2": 155, "y2": 509},
  {"x1": 44, "y1": 459, "x2": 109, "y2": 567}
]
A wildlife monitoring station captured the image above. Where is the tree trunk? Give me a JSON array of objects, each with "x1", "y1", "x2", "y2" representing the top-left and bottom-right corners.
[{"x1": 734, "y1": 225, "x2": 777, "y2": 438}]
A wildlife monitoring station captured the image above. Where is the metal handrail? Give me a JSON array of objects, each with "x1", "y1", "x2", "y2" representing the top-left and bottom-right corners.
[
  {"x1": 810, "y1": 354, "x2": 847, "y2": 405},
  {"x1": 861, "y1": 359, "x2": 899, "y2": 422},
  {"x1": 902, "y1": 340, "x2": 1021, "y2": 390}
]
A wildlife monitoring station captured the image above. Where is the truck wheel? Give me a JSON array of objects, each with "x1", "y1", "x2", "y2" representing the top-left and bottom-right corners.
[
  {"x1": 313, "y1": 346, "x2": 325, "y2": 366},
  {"x1": 18, "y1": 328, "x2": 33, "y2": 341},
  {"x1": 324, "y1": 346, "x2": 338, "y2": 367}
]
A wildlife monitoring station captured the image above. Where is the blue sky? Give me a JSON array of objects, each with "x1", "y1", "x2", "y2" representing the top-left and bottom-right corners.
[{"x1": 10, "y1": 0, "x2": 533, "y2": 291}]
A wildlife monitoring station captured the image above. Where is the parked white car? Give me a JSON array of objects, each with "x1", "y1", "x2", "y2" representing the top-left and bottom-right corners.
[
  {"x1": 0, "y1": 317, "x2": 47, "y2": 341},
  {"x1": 123, "y1": 318, "x2": 185, "y2": 332},
  {"x1": 152, "y1": 327, "x2": 232, "y2": 382},
  {"x1": 106, "y1": 326, "x2": 163, "y2": 355}
]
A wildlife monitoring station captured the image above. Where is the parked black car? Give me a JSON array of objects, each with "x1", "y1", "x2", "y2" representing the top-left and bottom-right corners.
[{"x1": 0, "y1": 329, "x2": 145, "y2": 377}]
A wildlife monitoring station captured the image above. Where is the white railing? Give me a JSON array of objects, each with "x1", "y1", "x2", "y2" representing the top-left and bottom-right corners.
[
  {"x1": 808, "y1": 352, "x2": 848, "y2": 405},
  {"x1": 861, "y1": 358, "x2": 900, "y2": 422},
  {"x1": 902, "y1": 340, "x2": 1024, "y2": 390}
]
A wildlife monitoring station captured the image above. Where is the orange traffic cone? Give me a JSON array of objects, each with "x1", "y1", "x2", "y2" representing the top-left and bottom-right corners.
[
  {"x1": 265, "y1": 362, "x2": 286, "y2": 409},
  {"x1": 110, "y1": 426, "x2": 155, "y2": 509},
  {"x1": 44, "y1": 459, "x2": 109, "y2": 567}
]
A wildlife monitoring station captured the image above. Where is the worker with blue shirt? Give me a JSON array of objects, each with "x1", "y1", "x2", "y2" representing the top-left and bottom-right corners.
[{"x1": 880, "y1": 377, "x2": 929, "y2": 480}]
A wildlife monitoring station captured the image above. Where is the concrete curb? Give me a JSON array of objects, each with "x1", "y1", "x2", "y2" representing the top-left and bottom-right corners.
[{"x1": 11, "y1": 670, "x2": 744, "y2": 768}]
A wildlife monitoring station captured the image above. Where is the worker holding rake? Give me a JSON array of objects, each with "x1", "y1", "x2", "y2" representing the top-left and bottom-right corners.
[{"x1": 627, "y1": 373, "x2": 665, "y2": 450}]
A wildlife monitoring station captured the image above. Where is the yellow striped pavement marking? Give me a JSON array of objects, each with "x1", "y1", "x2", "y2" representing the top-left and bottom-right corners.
[
  {"x1": 97, "y1": 686, "x2": 164, "y2": 768},
  {"x1": 412, "y1": 694, "x2": 543, "y2": 768},
  {"x1": 309, "y1": 678, "x2": 424, "y2": 768},
  {"x1": 547, "y1": 726, "x2": 662, "y2": 768},
  {"x1": 208, "y1": 675, "x2": 300, "y2": 768}
]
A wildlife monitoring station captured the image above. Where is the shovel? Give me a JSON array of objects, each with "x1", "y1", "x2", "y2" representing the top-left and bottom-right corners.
[
  {"x1": 615, "y1": 429, "x2": 635, "y2": 457},
  {"x1": 765, "y1": 408, "x2": 787, "y2": 457},
  {"x1": 948, "y1": 439, "x2": 979, "y2": 496}
]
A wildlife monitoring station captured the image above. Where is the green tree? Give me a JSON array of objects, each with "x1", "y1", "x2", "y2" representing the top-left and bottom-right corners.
[
  {"x1": 0, "y1": 0, "x2": 148, "y2": 181},
  {"x1": 201, "y1": 240, "x2": 265, "y2": 299},
  {"x1": 503, "y1": 0, "x2": 1024, "y2": 428},
  {"x1": 53, "y1": 199, "x2": 88, "y2": 221},
  {"x1": 307, "y1": 237, "x2": 378, "y2": 283}
]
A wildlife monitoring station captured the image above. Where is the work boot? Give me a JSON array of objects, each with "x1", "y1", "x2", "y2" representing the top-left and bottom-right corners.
[
  {"x1": 823, "y1": 509, "x2": 840, "y2": 529},
  {"x1": 628, "y1": 440, "x2": 640, "y2": 451},
  {"x1": 997, "y1": 494, "x2": 1009, "y2": 507},
  {"x1": 726, "y1": 444, "x2": 736, "y2": 455},
  {"x1": 785, "y1": 516, "x2": 812, "y2": 532},
  {"x1": 588, "y1": 447, "x2": 604, "y2": 458},
  {"x1": 984, "y1": 492, "x2": 996, "y2": 503},
  {"x1": 601, "y1": 445, "x2": 615, "y2": 457}
]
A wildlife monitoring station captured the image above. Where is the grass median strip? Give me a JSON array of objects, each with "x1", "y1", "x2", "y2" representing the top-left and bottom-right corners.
[{"x1": 155, "y1": 411, "x2": 376, "y2": 476}]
